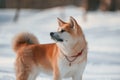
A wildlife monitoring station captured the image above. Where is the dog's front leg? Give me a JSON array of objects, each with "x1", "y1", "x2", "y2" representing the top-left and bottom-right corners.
[
  {"x1": 72, "y1": 75, "x2": 82, "y2": 80},
  {"x1": 52, "y1": 60, "x2": 61, "y2": 80},
  {"x1": 53, "y1": 70, "x2": 61, "y2": 80}
]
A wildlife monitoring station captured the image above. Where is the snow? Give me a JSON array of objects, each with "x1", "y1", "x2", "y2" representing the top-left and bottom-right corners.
[{"x1": 0, "y1": 6, "x2": 120, "y2": 80}]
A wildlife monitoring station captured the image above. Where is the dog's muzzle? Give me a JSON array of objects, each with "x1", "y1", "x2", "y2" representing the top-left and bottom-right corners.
[{"x1": 50, "y1": 32, "x2": 63, "y2": 42}]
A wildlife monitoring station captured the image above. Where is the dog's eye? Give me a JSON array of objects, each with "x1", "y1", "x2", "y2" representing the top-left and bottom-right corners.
[{"x1": 60, "y1": 30, "x2": 65, "y2": 33}]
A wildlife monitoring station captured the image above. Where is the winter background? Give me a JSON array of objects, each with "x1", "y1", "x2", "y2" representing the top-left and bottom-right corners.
[{"x1": 0, "y1": 6, "x2": 120, "y2": 80}]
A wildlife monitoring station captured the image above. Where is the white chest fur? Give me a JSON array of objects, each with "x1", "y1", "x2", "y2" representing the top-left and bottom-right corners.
[{"x1": 58, "y1": 52, "x2": 87, "y2": 79}]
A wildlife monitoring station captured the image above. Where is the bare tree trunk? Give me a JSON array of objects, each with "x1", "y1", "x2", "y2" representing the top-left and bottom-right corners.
[
  {"x1": 81, "y1": 0, "x2": 88, "y2": 22},
  {"x1": 99, "y1": 0, "x2": 111, "y2": 11},
  {"x1": 13, "y1": 0, "x2": 21, "y2": 22}
]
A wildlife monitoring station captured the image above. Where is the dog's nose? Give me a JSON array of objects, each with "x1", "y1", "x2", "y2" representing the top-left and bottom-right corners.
[{"x1": 50, "y1": 32, "x2": 54, "y2": 36}]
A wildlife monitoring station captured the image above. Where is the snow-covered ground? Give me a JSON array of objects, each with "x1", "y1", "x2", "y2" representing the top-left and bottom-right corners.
[{"x1": 0, "y1": 6, "x2": 120, "y2": 80}]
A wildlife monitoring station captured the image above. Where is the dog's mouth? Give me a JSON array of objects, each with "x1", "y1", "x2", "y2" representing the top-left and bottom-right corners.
[
  {"x1": 50, "y1": 32, "x2": 63, "y2": 42},
  {"x1": 52, "y1": 37, "x2": 63, "y2": 42}
]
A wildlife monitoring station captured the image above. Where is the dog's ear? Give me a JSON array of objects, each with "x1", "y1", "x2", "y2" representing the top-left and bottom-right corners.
[
  {"x1": 57, "y1": 18, "x2": 66, "y2": 27},
  {"x1": 69, "y1": 16, "x2": 78, "y2": 29}
]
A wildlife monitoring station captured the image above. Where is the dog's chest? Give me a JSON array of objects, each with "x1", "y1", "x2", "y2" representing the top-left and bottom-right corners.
[{"x1": 58, "y1": 55, "x2": 87, "y2": 78}]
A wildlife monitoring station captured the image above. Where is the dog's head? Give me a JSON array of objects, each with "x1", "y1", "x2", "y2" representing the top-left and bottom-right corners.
[{"x1": 50, "y1": 17, "x2": 85, "y2": 48}]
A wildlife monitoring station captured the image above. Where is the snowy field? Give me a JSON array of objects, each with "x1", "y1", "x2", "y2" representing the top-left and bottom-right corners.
[{"x1": 0, "y1": 6, "x2": 120, "y2": 80}]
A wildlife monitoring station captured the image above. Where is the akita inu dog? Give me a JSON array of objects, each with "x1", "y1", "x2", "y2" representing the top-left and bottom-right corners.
[{"x1": 12, "y1": 17, "x2": 87, "y2": 80}]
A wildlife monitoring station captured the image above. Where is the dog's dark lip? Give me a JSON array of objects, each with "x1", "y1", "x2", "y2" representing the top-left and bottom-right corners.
[
  {"x1": 51, "y1": 36, "x2": 63, "y2": 42},
  {"x1": 56, "y1": 38, "x2": 63, "y2": 42}
]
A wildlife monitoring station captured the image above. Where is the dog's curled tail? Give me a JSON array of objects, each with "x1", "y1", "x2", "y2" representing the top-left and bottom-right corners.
[{"x1": 12, "y1": 32, "x2": 39, "y2": 52}]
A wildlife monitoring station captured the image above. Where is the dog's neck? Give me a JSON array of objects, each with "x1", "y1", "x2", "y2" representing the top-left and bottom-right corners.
[{"x1": 58, "y1": 39, "x2": 87, "y2": 56}]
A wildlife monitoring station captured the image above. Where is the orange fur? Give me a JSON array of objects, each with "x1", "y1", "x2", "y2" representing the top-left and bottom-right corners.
[{"x1": 13, "y1": 32, "x2": 60, "y2": 80}]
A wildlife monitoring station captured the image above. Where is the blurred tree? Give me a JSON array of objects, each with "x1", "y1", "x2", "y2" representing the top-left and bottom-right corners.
[
  {"x1": 99, "y1": 0, "x2": 112, "y2": 11},
  {"x1": 0, "y1": 0, "x2": 6, "y2": 8},
  {"x1": 80, "y1": 0, "x2": 120, "y2": 22},
  {"x1": 13, "y1": 0, "x2": 21, "y2": 22}
]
